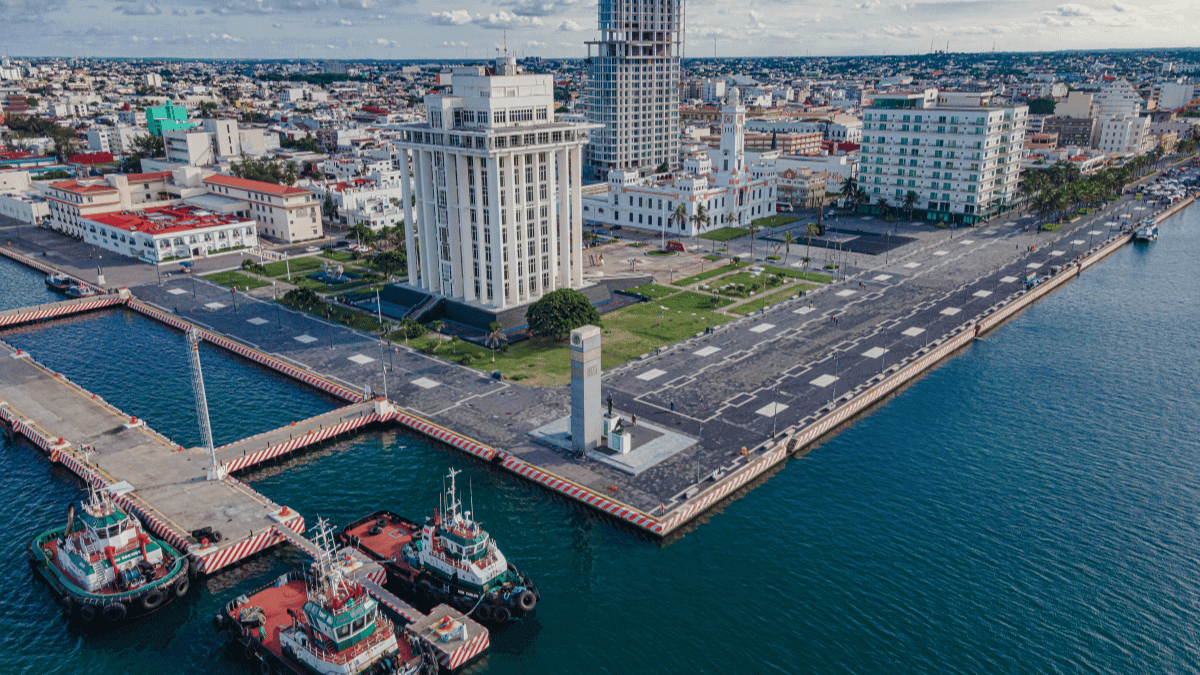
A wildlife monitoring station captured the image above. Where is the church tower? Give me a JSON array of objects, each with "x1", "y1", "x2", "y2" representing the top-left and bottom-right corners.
[{"x1": 718, "y1": 87, "x2": 746, "y2": 177}]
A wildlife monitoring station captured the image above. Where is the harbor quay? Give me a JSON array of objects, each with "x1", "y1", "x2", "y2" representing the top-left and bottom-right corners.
[{"x1": 0, "y1": 188, "x2": 1192, "y2": 542}]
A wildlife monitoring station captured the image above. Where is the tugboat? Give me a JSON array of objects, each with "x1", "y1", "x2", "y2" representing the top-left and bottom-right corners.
[
  {"x1": 65, "y1": 284, "x2": 99, "y2": 298},
  {"x1": 216, "y1": 519, "x2": 428, "y2": 675},
  {"x1": 27, "y1": 486, "x2": 191, "y2": 625},
  {"x1": 338, "y1": 469, "x2": 539, "y2": 627},
  {"x1": 1134, "y1": 219, "x2": 1159, "y2": 242},
  {"x1": 45, "y1": 272, "x2": 73, "y2": 292}
]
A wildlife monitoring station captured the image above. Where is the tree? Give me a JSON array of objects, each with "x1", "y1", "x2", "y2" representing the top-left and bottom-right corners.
[
  {"x1": 904, "y1": 190, "x2": 919, "y2": 219},
  {"x1": 230, "y1": 154, "x2": 299, "y2": 186},
  {"x1": 655, "y1": 161, "x2": 669, "y2": 174},
  {"x1": 1028, "y1": 98, "x2": 1056, "y2": 115},
  {"x1": 806, "y1": 222, "x2": 820, "y2": 260},
  {"x1": 782, "y1": 231, "x2": 795, "y2": 263},
  {"x1": 690, "y1": 204, "x2": 710, "y2": 234},
  {"x1": 669, "y1": 204, "x2": 688, "y2": 237},
  {"x1": 373, "y1": 250, "x2": 406, "y2": 276},
  {"x1": 323, "y1": 192, "x2": 338, "y2": 223},
  {"x1": 349, "y1": 223, "x2": 377, "y2": 247},
  {"x1": 839, "y1": 175, "x2": 858, "y2": 205},
  {"x1": 525, "y1": 288, "x2": 600, "y2": 341},
  {"x1": 747, "y1": 221, "x2": 761, "y2": 259},
  {"x1": 485, "y1": 321, "x2": 505, "y2": 363},
  {"x1": 876, "y1": 196, "x2": 890, "y2": 219},
  {"x1": 282, "y1": 287, "x2": 320, "y2": 308}
]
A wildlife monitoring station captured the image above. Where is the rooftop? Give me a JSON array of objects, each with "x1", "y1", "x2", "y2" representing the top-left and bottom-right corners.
[
  {"x1": 88, "y1": 204, "x2": 251, "y2": 235},
  {"x1": 204, "y1": 173, "x2": 311, "y2": 197},
  {"x1": 48, "y1": 179, "x2": 119, "y2": 194}
]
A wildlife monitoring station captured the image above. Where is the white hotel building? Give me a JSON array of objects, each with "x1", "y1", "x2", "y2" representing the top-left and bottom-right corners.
[
  {"x1": 859, "y1": 89, "x2": 1027, "y2": 225},
  {"x1": 395, "y1": 56, "x2": 598, "y2": 310}
]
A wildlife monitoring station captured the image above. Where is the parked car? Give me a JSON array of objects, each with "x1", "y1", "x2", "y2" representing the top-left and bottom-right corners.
[{"x1": 305, "y1": 246, "x2": 320, "y2": 253}]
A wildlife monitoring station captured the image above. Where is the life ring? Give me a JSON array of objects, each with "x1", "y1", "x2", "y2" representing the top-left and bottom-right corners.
[
  {"x1": 376, "y1": 518, "x2": 388, "y2": 528},
  {"x1": 102, "y1": 602, "x2": 127, "y2": 622},
  {"x1": 140, "y1": 589, "x2": 165, "y2": 612},
  {"x1": 492, "y1": 605, "x2": 511, "y2": 623},
  {"x1": 78, "y1": 602, "x2": 98, "y2": 622},
  {"x1": 517, "y1": 590, "x2": 537, "y2": 612},
  {"x1": 473, "y1": 604, "x2": 492, "y2": 623},
  {"x1": 368, "y1": 525, "x2": 382, "y2": 536},
  {"x1": 174, "y1": 576, "x2": 191, "y2": 598}
]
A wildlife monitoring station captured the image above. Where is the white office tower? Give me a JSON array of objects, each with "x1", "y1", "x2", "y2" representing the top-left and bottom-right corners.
[
  {"x1": 396, "y1": 56, "x2": 598, "y2": 310},
  {"x1": 584, "y1": 0, "x2": 683, "y2": 177}
]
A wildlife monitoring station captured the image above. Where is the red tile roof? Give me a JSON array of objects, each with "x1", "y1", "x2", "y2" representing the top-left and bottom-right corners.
[
  {"x1": 204, "y1": 173, "x2": 310, "y2": 196},
  {"x1": 89, "y1": 205, "x2": 251, "y2": 235},
  {"x1": 49, "y1": 180, "x2": 118, "y2": 194},
  {"x1": 125, "y1": 171, "x2": 173, "y2": 182},
  {"x1": 69, "y1": 152, "x2": 115, "y2": 165}
]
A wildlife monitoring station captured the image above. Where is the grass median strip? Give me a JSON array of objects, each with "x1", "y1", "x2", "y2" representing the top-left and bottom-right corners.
[
  {"x1": 623, "y1": 283, "x2": 679, "y2": 299},
  {"x1": 728, "y1": 283, "x2": 818, "y2": 315},
  {"x1": 264, "y1": 256, "x2": 324, "y2": 278},
  {"x1": 697, "y1": 227, "x2": 750, "y2": 242},
  {"x1": 203, "y1": 270, "x2": 273, "y2": 290},
  {"x1": 671, "y1": 260, "x2": 749, "y2": 287}
]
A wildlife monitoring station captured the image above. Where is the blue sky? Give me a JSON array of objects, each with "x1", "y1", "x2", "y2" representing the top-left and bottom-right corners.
[{"x1": 0, "y1": 0, "x2": 1194, "y2": 60}]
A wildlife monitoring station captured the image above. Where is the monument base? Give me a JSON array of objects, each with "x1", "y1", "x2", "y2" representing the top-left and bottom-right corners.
[{"x1": 528, "y1": 413, "x2": 697, "y2": 476}]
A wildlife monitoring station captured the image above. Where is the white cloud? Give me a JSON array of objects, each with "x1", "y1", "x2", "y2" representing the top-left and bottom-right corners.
[
  {"x1": 113, "y1": 3, "x2": 161, "y2": 15},
  {"x1": 206, "y1": 32, "x2": 247, "y2": 43},
  {"x1": 430, "y1": 9, "x2": 472, "y2": 24},
  {"x1": 748, "y1": 9, "x2": 762, "y2": 20},
  {"x1": 475, "y1": 11, "x2": 544, "y2": 28},
  {"x1": 338, "y1": 17, "x2": 352, "y2": 24},
  {"x1": 272, "y1": 21, "x2": 283, "y2": 27},
  {"x1": 558, "y1": 18, "x2": 583, "y2": 31},
  {"x1": 502, "y1": 0, "x2": 578, "y2": 17}
]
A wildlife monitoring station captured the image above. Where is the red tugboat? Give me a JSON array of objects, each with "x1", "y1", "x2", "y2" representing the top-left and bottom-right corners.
[
  {"x1": 28, "y1": 486, "x2": 191, "y2": 625},
  {"x1": 338, "y1": 469, "x2": 539, "y2": 627},
  {"x1": 216, "y1": 519, "x2": 429, "y2": 675}
]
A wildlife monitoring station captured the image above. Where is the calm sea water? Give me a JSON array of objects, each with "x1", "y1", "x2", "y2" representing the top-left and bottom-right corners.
[{"x1": 2, "y1": 204, "x2": 1199, "y2": 675}]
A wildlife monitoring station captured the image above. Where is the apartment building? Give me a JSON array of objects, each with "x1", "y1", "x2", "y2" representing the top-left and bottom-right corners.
[
  {"x1": 203, "y1": 174, "x2": 321, "y2": 243},
  {"x1": 42, "y1": 171, "x2": 176, "y2": 238},
  {"x1": 859, "y1": 89, "x2": 1027, "y2": 225},
  {"x1": 584, "y1": 0, "x2": 682, "y2": 176},
  {"x1": 394, "y1": 56, "x2": 597, "y2": 310},
  {"x1": 1097, "y1": 115, "x2": 1151, "y2": 155},
  {"x1": 1042, "y1": 116, "x2": 1100, "y2": 148}
]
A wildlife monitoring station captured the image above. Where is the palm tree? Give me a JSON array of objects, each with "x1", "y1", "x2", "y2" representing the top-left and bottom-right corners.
[
  {"x1": 903, "y1": 190, "x2": 919, "y2": 220},
  {"x1": 782, "y1": 231, "x2": 795, "y2": 263},
  {"x1": 806, "y1": 222, "x2": 819, "y2": 261},
  {"x1": 727, "y1": 211, "x2": 737, "y2": 230},
  {"x1": 747, "y1": 221, "x2": 761, "y2": 259},
  {"x1": 839, "y1": 175, "x2": 858, "y2": 206},
  {"x1": 875, "y1": 196, "x2": 890, "y2": 219},
  {"x1": 670, "y1": 204, "x2": 687, "y2": 239},
  {"x1": 485, "y1": 321, "x2": 505, "y2": 363},
  {"x1": 691, "y1": 204, "x2": 710, "y2": 234}
]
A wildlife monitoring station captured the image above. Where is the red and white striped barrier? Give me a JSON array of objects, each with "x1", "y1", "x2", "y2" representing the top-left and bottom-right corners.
[
  {"x1": 441, "y1": 629, "x2": 490, "y2": 671},
  {"x1": 360, "y1": 578, "x2": 424, "y2": 624},
  {"x1": 196, "y1": 516, "x2": 306, "y2": 575},
  {"x1": 222, "y1": 412, "x2": 383, "y2": 473},
  {"x1": 388, "y1": 411, "x2": 497, "y2": 461},
  {"x1": 123, "y1": 300, "x2": 363, "y2": 402},
  {"x1": 0, "y1": 296, "x2": 123, "y2": 328},
  {"x1": 498, "y1": 456, "x2": 661, "y2": 530}
]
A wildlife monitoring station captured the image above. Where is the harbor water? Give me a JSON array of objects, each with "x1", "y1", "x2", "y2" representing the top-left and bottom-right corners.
[{"x1": 2, "y1": 203, "x2": 1199, "y2": 674}]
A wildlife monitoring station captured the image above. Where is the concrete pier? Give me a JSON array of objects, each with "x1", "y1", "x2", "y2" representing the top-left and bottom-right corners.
[{"x1": 0, "y1": 339, "x2": 304, "y2": 575}]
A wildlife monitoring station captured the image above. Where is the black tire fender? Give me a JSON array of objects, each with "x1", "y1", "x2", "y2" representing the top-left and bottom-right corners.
[
  {"x1": 141, "y1": 589, "x2": 165, "y2": 612},
  {"x1": 492, "y1": 605, "x2": 511, "y2": 623},
  {"x1": 78, "y1": 602, "x2": 98, "y2": 622},
  {"x1": 102, "y1": 602, "x2": 127, "y2": 622},
  {"x1": 174, "y1": 576, "x2": 191, "y2": 598},
  {"x1": 474, "y1": 604, "x2": 492, "y2": 623},
  {"x1": 518, "y1": 589, "x2": 537, "y2": 612}
]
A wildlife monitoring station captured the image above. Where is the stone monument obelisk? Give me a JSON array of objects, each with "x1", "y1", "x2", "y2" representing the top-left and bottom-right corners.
[{"x1": 570, "y1": 325, "x2": 602, "y2": 453}]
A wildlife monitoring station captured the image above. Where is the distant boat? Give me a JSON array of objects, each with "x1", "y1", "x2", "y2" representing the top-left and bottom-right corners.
[
  {"x1": 65, "y1": 285, "x2": 98, "y2": 298},
  {"x1": 1134, "y1": 220, "x2": 1159, "y2": 243},
  {"x1": 45, "y1": 273, "x2": 72, "y2": 292}
]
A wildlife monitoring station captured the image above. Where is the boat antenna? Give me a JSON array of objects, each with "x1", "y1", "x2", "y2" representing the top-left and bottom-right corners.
[{"x1": 470, "y1": 476, "x2": 475, "y2": 524}]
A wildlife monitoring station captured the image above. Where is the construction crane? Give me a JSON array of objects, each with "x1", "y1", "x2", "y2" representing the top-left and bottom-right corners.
[{"x1": 186, "y1": 329, "x2": 226, "y2": 481}]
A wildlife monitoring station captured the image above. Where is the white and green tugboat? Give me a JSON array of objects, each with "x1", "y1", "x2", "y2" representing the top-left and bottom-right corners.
[
  {"x1": 339, "y1": 469, "x2": 539, "y2": 626},
  {"x1": 217, "y1": 519, "x2": 428, "y2": 675},
  {"x1": 28, "y1": 486, "x2": 191, "y2": 625}
]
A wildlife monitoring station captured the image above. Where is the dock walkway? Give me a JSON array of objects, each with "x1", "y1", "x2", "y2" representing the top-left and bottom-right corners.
[{"x1": 0, "y1": 338, "x2": 304, "y2": 575}]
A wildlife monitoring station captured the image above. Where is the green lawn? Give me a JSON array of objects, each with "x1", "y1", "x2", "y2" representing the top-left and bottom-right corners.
[
  {"x1": 623, "y1": 283, "x2": 679, "y2": 299},
  {"x1": 728, "y1": 284, "x2": 817, "y2": 315},
  {"x1": 761, "y1": 265, "x2": 833, "y2": 284},
  {"x1": 752, "y1": 215, "x2": 799, "y2": 228},
  {"x1": 202, "y1": 270, "x2": 272, "y2": 290},
  {"x1": 709, "y1": 271, "x2": 791, "y2": 298},
  {"x1": 393, "y1": 290, "x2": 735, "y2": 386},
  {"x1": 278, "y1": 299, "x2": 386, "y2": 333},
  {"x1": 263, "y1": 256, "x2": 324, "y2": 278},
  {"x1": 645, "y1": 249, "x2": 676, "y2": 257},
  {"x1": 697, "y1": 227, "x2": 750, "y2": 242},
  {"x1": 320, "y1": 250, "x2": 357, "y2": 263},
  {"x1": 703, "y1": 254, "x2": 722, "y2": 262},
  {"x1": 671, "y1": 261, "x2": 749, "y2": 287}
]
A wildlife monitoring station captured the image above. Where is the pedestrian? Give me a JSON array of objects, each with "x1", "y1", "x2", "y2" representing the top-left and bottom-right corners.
[
  {"x1": 631, "y1": 414, "x2": 637, "y2": 427},
  {"x1": 670, "y1": 401, "x2": 675, "y2": 412}
]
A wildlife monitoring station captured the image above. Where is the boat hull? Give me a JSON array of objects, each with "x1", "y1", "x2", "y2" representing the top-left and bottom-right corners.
[
  {"x1": 338, "y1": 511, "x2": 539, "y2": 628},
  {"x1": 27, "y1": 526, "x2": 191, "y2": 626}
]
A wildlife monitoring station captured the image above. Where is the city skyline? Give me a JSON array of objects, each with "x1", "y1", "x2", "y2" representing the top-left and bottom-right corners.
[{"x1": 2, "y1": 0, "x2": 1197, "y2": 61}]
